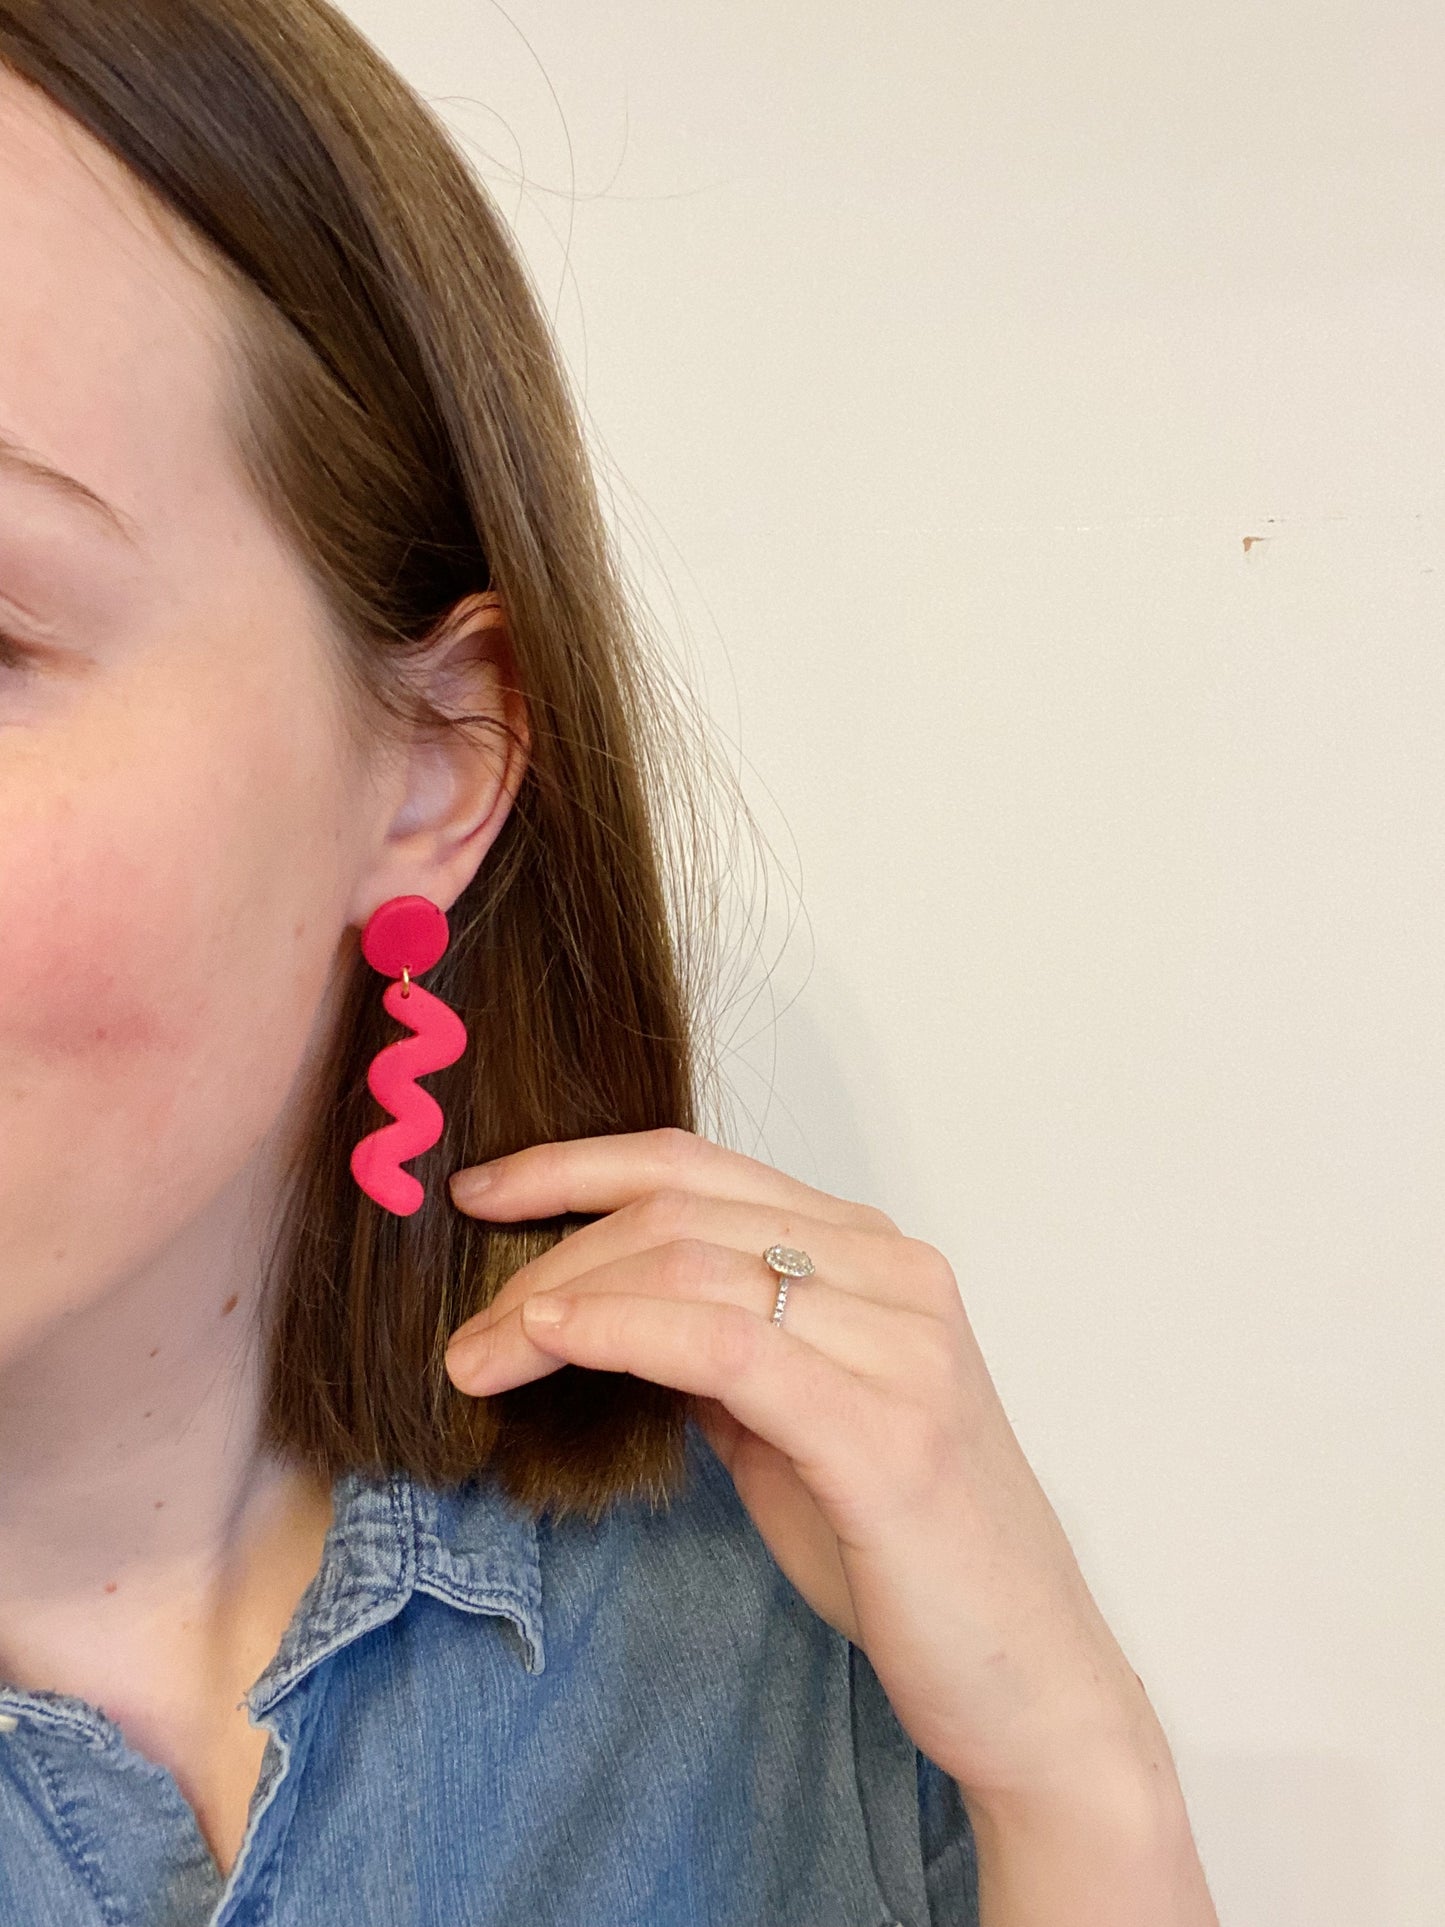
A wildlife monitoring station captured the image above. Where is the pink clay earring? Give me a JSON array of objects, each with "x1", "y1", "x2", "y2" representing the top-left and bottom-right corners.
[{"x1": 350, "y1": 894, "x2": 469, "y2": 1217}]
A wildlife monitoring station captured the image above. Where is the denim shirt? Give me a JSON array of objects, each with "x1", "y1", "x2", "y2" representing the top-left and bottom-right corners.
[{"x1": 0, "y1": 1415, "x2": 978, "y2": 1926}]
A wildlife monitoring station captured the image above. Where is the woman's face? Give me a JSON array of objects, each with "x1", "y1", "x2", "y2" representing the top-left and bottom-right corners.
[{"x1": 0, "y1": 73, "x2": 417, "y2": 1355}]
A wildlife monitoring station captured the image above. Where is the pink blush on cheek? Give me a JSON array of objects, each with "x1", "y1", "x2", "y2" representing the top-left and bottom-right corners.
[
  {"x1": 0, "y1": 933, "x2": 193, "y2": 1229},
  {"x1": 16, "y1": 981, "x2": 172, "y2": 1059},
  {"x1": 0, "y1": 886, "x2": 186, "y2": 1067}
]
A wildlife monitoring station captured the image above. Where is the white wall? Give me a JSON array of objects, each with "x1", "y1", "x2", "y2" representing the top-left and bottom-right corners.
[{"x1": 344, "y1": 4, "x2": 1445, "y2": 1920}]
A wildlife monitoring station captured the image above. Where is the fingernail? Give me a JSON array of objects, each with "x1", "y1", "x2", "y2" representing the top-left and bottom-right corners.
[
  {"x1": 446, "y1": 1329, "x2": 491, "y2": 1376},
  {"x1": 449, "y1": 1164, "x2": 495, "y2": 1203}
]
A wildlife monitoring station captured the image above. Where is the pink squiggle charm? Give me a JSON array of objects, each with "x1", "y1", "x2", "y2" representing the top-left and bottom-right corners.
[{"x1": 350, "y1": 895, "x2": 468, "y2": 1217}]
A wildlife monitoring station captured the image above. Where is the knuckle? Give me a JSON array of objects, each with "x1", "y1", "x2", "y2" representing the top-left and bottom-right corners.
[
  {"x1": 518, "y1": 1142, "x2": 560, "y2": 1187},
  {"x1": 900, "y1": 1236, "x2": 961, "y2": 1304},
  {"x1": 703, "y1": 1302, "x2": 765, "y2": 1378},
  {"x1": 634, "y1": 1187, "x2": 695, "y2": 1241},
  {"x1": 657, "y1": 1236, "x2": 715, "y2": 1295},
  {"x1": 650, "y1": 1125, "x2": 704, "y2": 1168},
  {"x1": 904, "y1": 1316, "x2": 967, "y2": 1402},
  {"x1": 853, "y1": 1200, "x2": 900, "y2": 1235}
]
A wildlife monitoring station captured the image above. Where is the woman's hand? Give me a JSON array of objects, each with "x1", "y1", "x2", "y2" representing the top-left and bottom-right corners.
[{"x1": 442, "y1": 1126, "x2": 1160, "y2": 1805}]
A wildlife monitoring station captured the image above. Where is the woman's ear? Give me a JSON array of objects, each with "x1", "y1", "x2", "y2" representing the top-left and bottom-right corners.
[{"x1": 351, "y1": 588, "x2": 531, "y2": 922}]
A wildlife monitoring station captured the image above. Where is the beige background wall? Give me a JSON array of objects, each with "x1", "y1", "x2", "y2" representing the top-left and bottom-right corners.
[{"x1": 345, "y1": 4, "x2": 1444, "y2": 1920}]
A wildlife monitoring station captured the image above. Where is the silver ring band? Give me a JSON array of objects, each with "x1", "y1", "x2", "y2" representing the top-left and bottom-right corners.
[{"x1": 762, "y1": 1242, "x2": 815, "y2": 1328}]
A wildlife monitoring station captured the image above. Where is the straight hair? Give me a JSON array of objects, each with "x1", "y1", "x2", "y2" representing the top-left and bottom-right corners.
[{"x1": 0, "y1": 0, "x2": 756, "y2": 1524}]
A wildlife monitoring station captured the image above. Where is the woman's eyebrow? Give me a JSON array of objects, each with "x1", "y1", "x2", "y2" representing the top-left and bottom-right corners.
[{"x1": 0, "y1": 429, "x2": 140, "y2": 547}]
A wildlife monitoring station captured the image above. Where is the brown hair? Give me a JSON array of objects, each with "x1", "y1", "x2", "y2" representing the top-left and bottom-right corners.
[{"x1": 0, "y1": 0, "x2": 756, "y2": 1524}]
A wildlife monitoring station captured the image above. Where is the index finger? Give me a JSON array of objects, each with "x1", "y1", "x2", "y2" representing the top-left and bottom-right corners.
[{"x1": 448, "y1": 1125, "x2": 896, "y2": 1233}]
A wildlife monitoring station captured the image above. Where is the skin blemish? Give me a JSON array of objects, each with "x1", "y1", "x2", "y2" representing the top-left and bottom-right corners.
[
  {"x1": 103, "y1": 1581, "x2": 117, "y2": 1594},
  {"x1": 148, "y1": 1346, "x2": 159, "y2": 1357},
  {"x1": 220, "y1": 1292, "x2": 238, "y2": 1316}
]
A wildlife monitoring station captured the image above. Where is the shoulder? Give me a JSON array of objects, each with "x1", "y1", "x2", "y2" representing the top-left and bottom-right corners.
[
  {"x1": 409, "y1": 1414, "x2": 979, "y2": 1925},
  {"x1": 531, "y1": 1411, "x2": 841, "y2": 1688},
  {"x1": 525, "y1": 1413, "x2": 979, "y2": 1926},
  {"x1": 538, "y1": 1413, "x2": 798, "y2": 1623}
]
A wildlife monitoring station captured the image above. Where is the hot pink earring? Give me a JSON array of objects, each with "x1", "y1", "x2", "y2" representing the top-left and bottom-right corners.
[{"x1": 350, "y1": 894, "x2": 469, "y2": 1217}]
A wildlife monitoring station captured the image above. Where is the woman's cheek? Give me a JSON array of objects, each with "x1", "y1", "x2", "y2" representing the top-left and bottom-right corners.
[
  {"x1": 0, "y1": 846, "x2": 308, "y2": 1335},
  {"x1": 0, "y1": 860, "x2": 184, "y2": 1073},
  {"x1": 0, "y1": 853, "x2": 211, "y2": 1342}
]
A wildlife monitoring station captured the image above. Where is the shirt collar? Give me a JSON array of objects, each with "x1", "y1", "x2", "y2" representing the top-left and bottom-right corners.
[{"x1": 246, "y1": 1461, "x2": 546, "y2": 1718}]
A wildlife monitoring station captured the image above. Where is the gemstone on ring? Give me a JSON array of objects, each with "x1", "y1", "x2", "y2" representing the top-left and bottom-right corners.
[{"x1": 763, "y1": 1243, "x2": 815, "y2": 1278}]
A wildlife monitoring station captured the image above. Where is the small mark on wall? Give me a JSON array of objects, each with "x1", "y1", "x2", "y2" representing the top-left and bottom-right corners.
[{"x1": 1242, "y1": 516, "x2": 1283, "y2": 555}]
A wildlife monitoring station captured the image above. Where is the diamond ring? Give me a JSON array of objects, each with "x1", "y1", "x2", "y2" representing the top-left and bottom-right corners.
[{"x1": 762, "y1": 1242, "x2": 815, "y2": 1327}]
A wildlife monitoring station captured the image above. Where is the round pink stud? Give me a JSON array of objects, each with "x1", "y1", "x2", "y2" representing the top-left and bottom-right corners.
[{"x1": 360, "y1": 895, "x2": 450, "y2": 979}]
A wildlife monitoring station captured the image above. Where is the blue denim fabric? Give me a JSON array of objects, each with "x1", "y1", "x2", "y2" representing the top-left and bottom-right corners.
[{"x1": 0, "y1": 1415, "x2": 978, "y2": 1926}]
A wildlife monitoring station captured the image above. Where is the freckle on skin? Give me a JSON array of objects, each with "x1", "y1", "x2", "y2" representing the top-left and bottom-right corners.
[
  {"x1": 142, "y1": 1410, "x2": 152, "y2": 1419},
  {"x1": 220, "y1": 1293, "x2": 238, "y2": 1316},
  {"x1": 148, "y1": 1347, "x2": 159, "y2": 1357},
  {"x1": 154, "y1": 1500, "x2": 164, "y2": 1509},
  {"x1": 103, "y1": 1582, "x2": 117, "y2": 1594}
]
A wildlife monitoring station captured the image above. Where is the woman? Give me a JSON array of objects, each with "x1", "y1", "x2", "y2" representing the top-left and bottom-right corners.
[{"x1": 0, "y1": 2, "x2": 1216, "y2": 1922}]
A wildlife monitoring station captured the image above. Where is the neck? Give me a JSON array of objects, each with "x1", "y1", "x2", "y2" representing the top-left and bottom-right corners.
[{"x1": 0, "y1": 1151, "x2": 332, "y2": 1713}]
